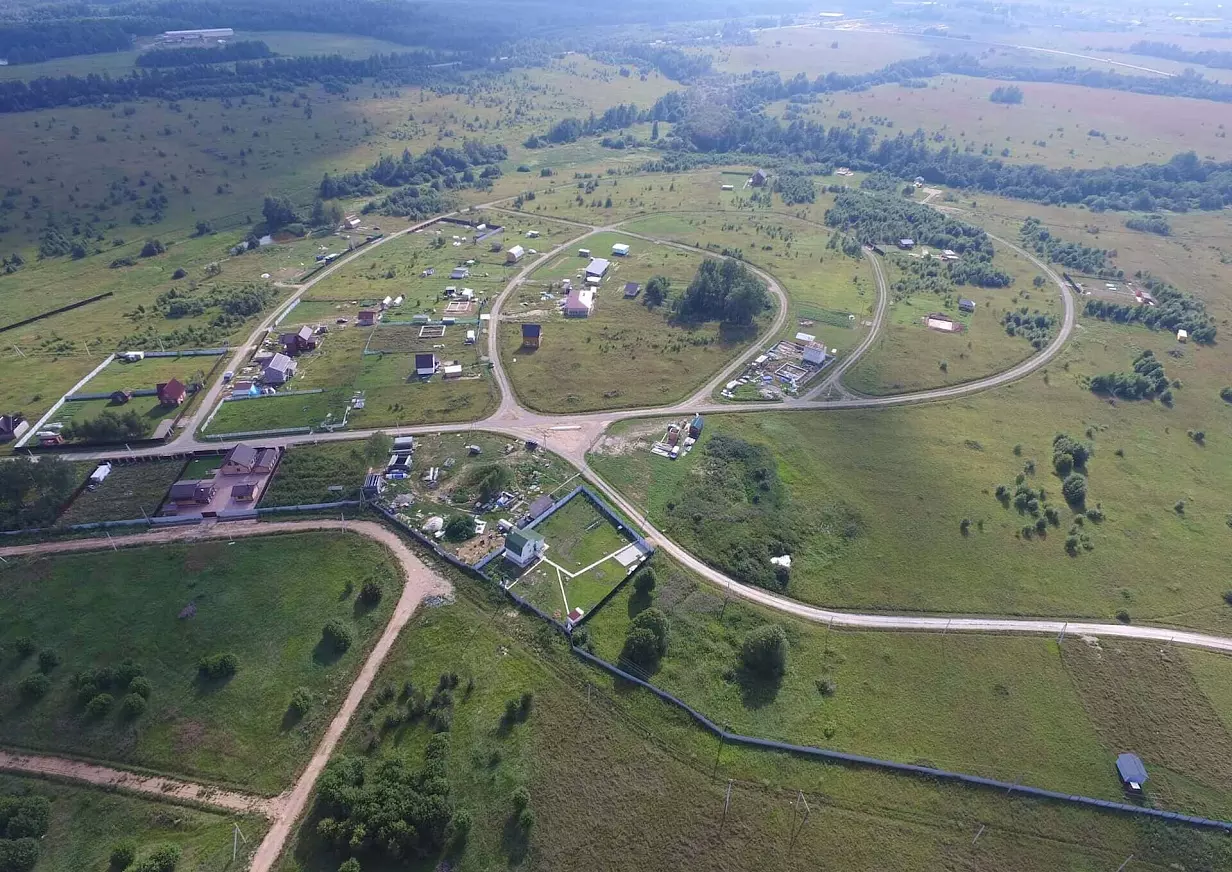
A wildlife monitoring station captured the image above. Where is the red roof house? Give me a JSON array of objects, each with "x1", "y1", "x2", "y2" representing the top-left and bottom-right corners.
[{"x1": 156, "y1": 378, "x2": 187, "y2": 406}]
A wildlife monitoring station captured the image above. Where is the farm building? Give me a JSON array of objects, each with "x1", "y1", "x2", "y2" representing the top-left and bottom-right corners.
[
  {"x1": 381, "y1": 296, "x2": 393, "y2": 310},
  {"x1": 689, "y1": 414, "x2": 704, "y2": 438},
  {"x1": 88, "y1": 463, "x2": 112, "y2": 489},
  {"x1": 522, "y1": 323, "x2": 542, "y2": 348},
  {"x1": 958, "y1": 298, "x2": 976, "y2": 314},
  {"x1": 450, "y1": 267, "x2": 469, "y2": 280},
  {"x1": 280, "y1": 325, "x2": 317, "y2": 355},
  {"x1": 564, "y1": 289, "x2": 595, "y2": 317},
  {"x1": 442, "y1": 364, "x2": 463, "y2": 379},
  {"x1": 110, "y1": 390, "x2": 132, "y2": 405},
  {"x1": 160, "y1": 27, "x2": 234, "y2": 42},
  {"x1": 586, "y1": 257, "x2": 610, "y2": 278},
  {"x1": 925, "y1": 314, "x2": 959, "y2": 332},
  {"x1": 169, "y1": 480, "x2": 216, "y2": 506},
  {"x1": 898, "y1": 239, "x2": 915, "y2": 250},
  {"x1": 465, "y1": 329, "x2": 476, "y2": 344},
  {"x1": 526, "y1": 230, "x2": 540, "y2": 238},
  {"x1": 1177, "y1": 328, "x2": 1188, "y2": 342},
  {"x1": 0, "y1": 415, "x2": 29, "y2": 443},
  {"x1": 156, "y1": 378, "x2": 187, "y2": 406},
  {"x1": 232, "y1": 483, "x2": 257, "y2": 502},
  {"x1": 357, "y1": 310, "x2": 377, "y2": 326},
  {"x1": 415, "y1": 353, "x2": 439, "y2": 377},
  {"x1": 504, "y1": 526, "x2": 546, "y2": 567},
  {"x1": 721, "y1": 184, "x2": 734, "y2": 191},
  {"x1": 623, "y1": 282, "x2": 640, "y2": 298},
  {"x1": 1115, "y1": 753, "x2": 1148, "y2": 792},
  {"x1": 506, "y1": 245, "x2": 525, "y2": 263},
  {"x1": 751, "y1": 169, "x2": 768, "y2": 187},
  {"x1": 578, "y1": 248, "x2": 590, "y2": 258},
  {"x1": 344, "y1": 216, "x2": 361, "y2": 229},
  {"x1": 803, "y1": 342, "x2": 827, "y2": 365},
  {"x1": 612, "y1": 243, "x2": 630, "y2": 256},
  {"x1": 262, "y1": 353, "x2": 297, "y2": 384},
  {"x1": 221, "y1": 443, "x2": 277, "y2": 475}
]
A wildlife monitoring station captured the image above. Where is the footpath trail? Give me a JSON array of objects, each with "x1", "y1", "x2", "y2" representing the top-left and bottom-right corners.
[
  {"x1": 0, "y1": 749, "x2": 279, "y2": 817},
  {"x1": 1, "y1": 520, "x2": 452, "y2": 872}
]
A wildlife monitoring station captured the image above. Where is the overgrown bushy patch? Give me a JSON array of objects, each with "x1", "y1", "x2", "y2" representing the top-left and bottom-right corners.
[{"x1": 0, "y1": 793, "x2": 50, "y2": 872}]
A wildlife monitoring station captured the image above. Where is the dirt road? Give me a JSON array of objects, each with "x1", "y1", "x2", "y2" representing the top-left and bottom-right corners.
[{"x1": 0, "y1": 749, "x2": 279, "y2": 817}]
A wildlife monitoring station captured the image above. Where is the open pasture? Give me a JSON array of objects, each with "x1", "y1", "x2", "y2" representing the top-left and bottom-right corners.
[
  {"x1": 0, "y1": 531, "x2": 398, "y2": 793},
  {"x1": 499, "y1": 230, "x2": 767, "y2": 412},
  {"x1": 710, "y1": 27, "x2": 936, "y2": 77},
  {"x1": 792, "y1": 74, "x2": 1232, "y2": 169}
]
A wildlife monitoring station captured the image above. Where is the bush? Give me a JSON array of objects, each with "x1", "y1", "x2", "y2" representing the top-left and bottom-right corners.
[
  {"x1": 13, "y1": 637, "x2": 35, "y2": 658},
  {"x1": 517, "y1": 806, "x2": 535, "y2": 832},
  {"x1": 511, "y1": 786, "x2": 530, "y2": 812},
  {"x1": 171, "y1": 267, "x2": 187, "y2": 279},
  {"x1": 632, "y1": 566, "x2": 657, "y2": 595},
  {"x1": 128, "y1": 676, "x2": 152, "y2": 699},
  {"x1": 120, "y1": 692, "x2": 147, "y2": 719},
  {"x1": 36, "y1": 649, "x2": 59, "y2": 673},
  {"x1": 741, "y1": 624, "x2": 789, "y2": 677},
  {"x1": 1115, "y1": 609, "x2": 1131, "y2": 623},
  {"x1": 1061, "y1": 473, "x2": 1087, "y2": 506},
  {"x1": 815, "y1": 677, "x2": 837, "y2": 696},
  {"x1": 629, "y1": 608, "x2": 670, "y2": 656},
  {"x1": 322, "y1": 619, "x2": 353, "y2": 653},
  {"x1": 444, "y1": 515, "x2": 476, "y2": 541},
  {"x1": 1221, "y1": 386, "x2": 1232, "y2": 403},
  {"x1": 359, "y1": 580, "x2": 382, "y2": 605},
  {"x1": 139, "y1": 238, "x2": 165, "y2": 257},
  {"x1": 85, "y1": 693, "x2": 114, "y2": 718},
  {"x1": 448, "y1": 808, "x2": 473, "y2": 845},
  {"x1": 289, "y1": 687, "x2": 312, "y2": 716},
  {"x1": 1223, "y1": 591, "x2": 1232, "y2": 606},
  {"x1": 197, "y1": 652, "x2": 239, "y2": 680},
  {"x1": 110, "y1": 841, "x2": 137, "y2": 870},
  {"x1": 129, "y1": 843, "x2": 181, "y2": 872},
  {"x1": 339, "y1": 859, "x2": 362, "y2": 872},
  {"x1": 19, "y1": 673, "x2": 50, "y2": 700}
]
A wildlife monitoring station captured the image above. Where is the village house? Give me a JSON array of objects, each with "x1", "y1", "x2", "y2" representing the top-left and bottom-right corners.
[
  {"x1": 280, "y1": 325, "x2": 317, "y2": 355},
  {"x1": 803, "y1": 342, "x2": 827, "y2": 365},
  {"x1": 522, "y1": 323, "x2": 542, "y2": 348},
  {"x1": 169, "y1": 479, "x2": 216, "y2": 506},
  {"x1": 450, "y1": 266, "x2": 469, "y2": 280},
  {"x1": 564, "y1": 289, "x2": 595, "y2": 317},
  {"x1": 0, "y1": 415, "x2": 29, "y2": 443},
  {"x1": 585, "y1": 257, "x2": 610, "y2": 278},
  {"x1": 262, "y1": 352, "x2": 297, "y2": 385},
  {"x1": 156, "y1": 378, "x2": 187, "y2": 406},
  {"x1": 898, "y1": 239, "x2": 915, "y2": 250},
  {"x1": 689, "y1": 414, "x2": 704, "y2": 439},
  {"x1": 442, "y1": 363, "x2": 463, "y2": 379},
  {"x1": 504, "y1": 526, "x2": 546, "y2": 567},
  {"x1": 357, "y1": 310, "x2": 377, "y2": 327},
  {"x1": 415, "y1": 353, "x2": 438, "y2": 377},
  {"x1": 231, "y1": 482, "x2": 257, "y2": 502},
  {"x1": 220, "y1": 443, "x2": 277, "y2": 475},
  {"x1": 751, "y1": 169, "x2": 768, "y2": 187}
]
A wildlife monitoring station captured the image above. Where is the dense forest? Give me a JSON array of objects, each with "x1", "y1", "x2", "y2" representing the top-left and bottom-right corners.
[
  {"x1": 1019, "y1": 217, "x2": 1119, "y2": 277},
  {"x1": 1082, "y1": 274, "x2": 1216, "y2": 343},
  {"x1": 675, "y1": 259, "x2": 770, "y2": 325},
  {"x1": 135, "y1": 39, "x2": 274, "y2": 67}
]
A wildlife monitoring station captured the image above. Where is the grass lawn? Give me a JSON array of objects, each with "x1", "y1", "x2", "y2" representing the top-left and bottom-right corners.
[
  {"x1": 58, "y1": 395, "x2": 180, "y2": 441},
  {"x1": 276, "y1": 573, "x2": 1232, "y2": 872},
  {"x1": 203, "y1": 325, "x2": 496, "y2": 436},
  {"x1": 534, "y1": 494, "x2": 632, "y2": 570},
  {"x1": 845, "y1": 241, "x2": 1060, "y2": 395},
  {"x1": 55, "y1": 459, "x2": 187, "y2": 526},
  {"x1": 0, "y1": 531, "x2": 398, "y2": 793},
  {"x1": 583, "y1": 559, "x2": 1232, "y2": 819},
  {"x1": 500, "y1": 232, "x2": 768, "y2": 412},
  {"x1": 260, "y1": 443, "x2": 371, "y2": 506},
  {"x1": 181, "y1": 456, "x2": 224, "y2": 479},
  {"x1": 0, "y1": 773, "x2": 265, "y2": 872},
  {"x1": 79, "y1": 356, "x2": 218, "y2": 395},
  {"x1": 587, "y1": 316, "x2": 1232, "y2": 629}
]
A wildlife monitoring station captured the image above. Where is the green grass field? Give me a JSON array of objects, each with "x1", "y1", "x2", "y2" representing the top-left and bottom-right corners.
[
  {"x1": 80, "y1": 356, "x2": 217, "y2": 395},
  {"x1": 55, "y1": 459, "x2": 187, "y2": 526},
  {"x1": 0, "y1": 532, "x2": 398, "y2": 793},
  {"x1": 275, "y1": 570, "x2": 1232, "y2": 872},
  {"x1": 0, "y1": 773, "x2": 265, "y2": 872},
  {"x1": 57, "y1": 395, "x2": 181, "y2": 441},
  {"x1": 260, "y1": 443, "x2": 369, "y2": 506},
  {"x1": 588, "y1": 316, "x2": 1232, "y2": 631},
  {"x1": 499, "y1": 230, "x2": 768, "y2": 412},
  {"x1": 583, "y1": 558, "x2": 1232, "y2": 819}
]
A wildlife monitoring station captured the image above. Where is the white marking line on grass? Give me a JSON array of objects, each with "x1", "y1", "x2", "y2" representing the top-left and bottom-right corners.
[
  {"x1": 542, "y1": 546, "x2": 628, "y2": 581},
  {"x1": 555, "y1": 564, "x2": 569, "y2": 614}
]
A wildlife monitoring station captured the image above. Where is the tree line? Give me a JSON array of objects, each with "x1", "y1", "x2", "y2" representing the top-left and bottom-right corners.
[
  {"x1": 1082, "y1": 274, "x2": 1216, "y2": 343},
  {"x1": 1125, "y1": 40, "x2": 1232, "y2": 71},
  {"x1": 1020, "y1": 217, "x2": 1118, "y2": 277},
  {"x1": 675, "y1": 258, "x2": 771, "y2": 326},
  {"x1": 135, "y1": 39, "x2": 274, "y2": 68}
]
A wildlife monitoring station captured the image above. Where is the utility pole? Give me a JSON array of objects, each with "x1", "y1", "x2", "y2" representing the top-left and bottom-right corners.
[
  {"x1": 1114, "y1": 855, "x2": 1134, "y2": 872},
  {"x1": 971, "y1": 824, "x2": 985, "y2": 846},
  {"x1": 1057, "y1": 622, "x2": 1068, "y2": 645},
  {"x1": 718, "y1": 779, "x2": 733, "y2": 837},
  {"x1": 232, "y1": 822, "x2": 247, "y2": 862},
  {"x1": 786, "y1": 790, "x2": 811, "y2": 861}
]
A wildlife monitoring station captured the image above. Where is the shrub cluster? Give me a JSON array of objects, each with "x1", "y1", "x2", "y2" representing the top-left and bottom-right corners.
[{"x1": 197, "y1": 653, "x2": 239, "y2": 680}]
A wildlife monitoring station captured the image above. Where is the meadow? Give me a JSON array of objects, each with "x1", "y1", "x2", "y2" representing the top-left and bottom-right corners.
[
  {"x1": 259, "y1": 442, "x2": 372, "y2": 506},
  {"x1": 499, "y1": 229, "x2": 772, "y2": 412},
  {"x1": 0, "y1": 532, "x2": 398, "y2": 793},
  {"x1": 793, "y1": 74, "x2": 1232, "y2": 169},
  {"x1": 709, "y1": 26, "x2": 936, "y2": 77},
  {"x1": 0, "y1": 773, "x2": 265, "y2": 872},
  {"x1": 584, "y1": 558, "x2": 1232, "y2": 819},
  {"x1": 275, "y1": 566, "x2": 1232, "y2": 872},
  {"x1": 844, "y1": 239, "x2": 1060, "y2": 395},
  {"x1": 589, "y1": 313, "x2": 1232, "y2": 631},
  {"x1": 79, "y1": 355, "x2": 217, "y2": 394}
]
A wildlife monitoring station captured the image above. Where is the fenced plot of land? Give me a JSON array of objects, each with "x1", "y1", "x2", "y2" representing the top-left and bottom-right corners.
[
  {"x1": 56, "y1": 395, "x2": 182, "y2": 442},
  {"x1": 0, "y1": 532, "x2": 398, "y2": 793},
  {"x1": 78, "y1": 356, "x2": 215, "y2": 395},
  {"x1": 508, "y1": 494, "x2": 640, "y2": 619},
  {"x1": 55, "y1": 459, "x2": 187, "y2": 526},
  {"x1": 260, "y1": 443, "x2": 370, "y2": 506}
]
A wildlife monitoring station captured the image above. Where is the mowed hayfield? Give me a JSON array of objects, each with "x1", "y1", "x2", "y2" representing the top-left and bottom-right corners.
[
  {"x1": 0, "y1": 773, "x2": 266, "y2": 872},
  {"x1": 0, "y1": 532, "x2": 399, "y2": 793},
  {"x1": 589, "y1": 314, "x2": 1232, "y2": 630},
  {"x1": 499, "y1": 230, "x2": 770, "y2": 412},
  {"x1": 710, "y1": 26, "x2": 936, "y2": 77},
  {"x1": 845, "y1": 240, "x2": 1061, "y2": 395},
  {"x1": 78, "y1": 354, "x2": 217, "y2": 394},
  {"x1": 276, "y1": 576, "x2": 1232, "y2": 872},
  {"x1": 202, "y1": 320, "x2": 496, "y2": 435},
  {"x1": 791, "y1": 74, "x2": 1232, "y2": 168},
  {"x1": 584, "y1": 558, "x2": 1232, "y2": 819}
]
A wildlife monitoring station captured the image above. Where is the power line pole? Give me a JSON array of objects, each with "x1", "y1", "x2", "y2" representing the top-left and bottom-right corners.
[
  {"x1": 718, "y1": 778, "x2": 733, "y2": 837},
  {"x1": 971, "y1": 824, "x2": 985, "y2": 846},
  {"x1": 1114, "y1": 855, "x2": 1134, "y2": 872},
  {"x1": 232, "y1": 822, "x2": 248, "y2": 862},
  {"x1": 786, "y1": 790, "x2": 811, "y2": 861}
]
